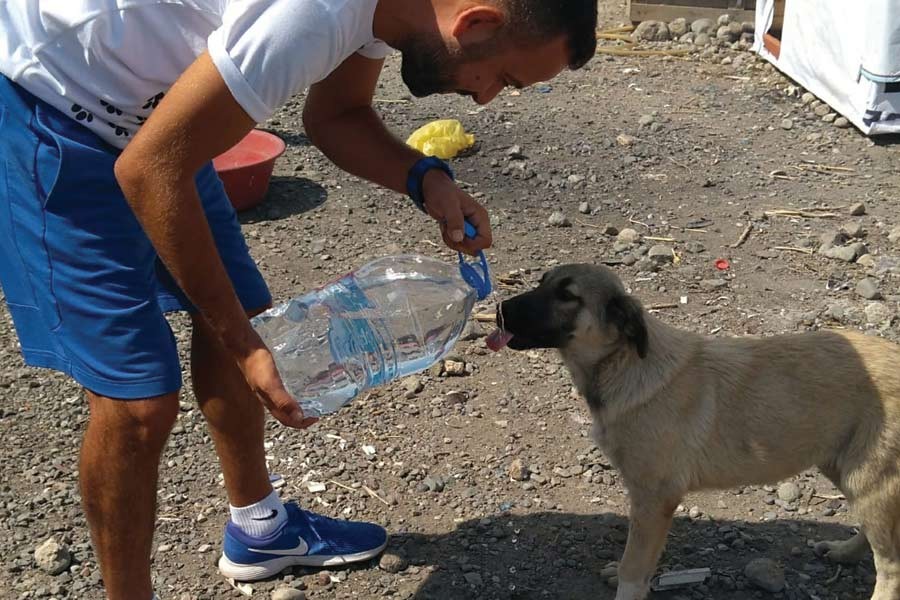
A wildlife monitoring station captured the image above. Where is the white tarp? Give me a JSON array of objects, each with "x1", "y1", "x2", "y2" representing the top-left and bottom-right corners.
[{"x1": 754, "y1": 0, "x2": 900, "y2": 135}]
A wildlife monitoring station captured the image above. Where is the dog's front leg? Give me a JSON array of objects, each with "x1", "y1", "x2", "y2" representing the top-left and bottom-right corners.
[{"x1": 614, "y1": 497, "x2": 679, "y2": 600}]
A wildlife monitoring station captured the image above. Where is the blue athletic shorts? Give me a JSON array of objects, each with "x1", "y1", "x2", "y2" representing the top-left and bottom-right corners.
[{"x1": 0, "y1": 76, "x2": 272, "y2": 399}]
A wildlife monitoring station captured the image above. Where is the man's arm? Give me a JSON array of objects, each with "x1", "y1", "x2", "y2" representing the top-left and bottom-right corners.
[
  {"x1": 114, "y1": 51, "x2": 314, "y2": 429},
  {"x1": 303, "y1": 53, "x2": 492, "y2": 254}
]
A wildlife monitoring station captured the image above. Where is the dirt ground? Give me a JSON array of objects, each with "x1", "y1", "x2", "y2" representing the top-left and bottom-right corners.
[{"x1": 2, "y1": 2, "x2": 899, "y2": 599}]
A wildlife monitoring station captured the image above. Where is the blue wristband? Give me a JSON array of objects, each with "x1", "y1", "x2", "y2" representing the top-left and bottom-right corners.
[{"x1": 406, "y1": 156, "x2": 454, "y2": 213}]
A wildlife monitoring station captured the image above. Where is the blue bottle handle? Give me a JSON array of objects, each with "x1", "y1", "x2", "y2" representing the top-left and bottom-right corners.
[{"x1": 458, "y1": 220, "x2": 492, "y2": 300}]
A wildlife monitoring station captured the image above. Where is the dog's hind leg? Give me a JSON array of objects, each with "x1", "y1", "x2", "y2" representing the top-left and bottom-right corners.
[
  {"x1": 814, "y1": 529, "x2": 871, "y2": 564},
  {"x1": 614, "y1": 495, "x2": 680, "y2": 600}
]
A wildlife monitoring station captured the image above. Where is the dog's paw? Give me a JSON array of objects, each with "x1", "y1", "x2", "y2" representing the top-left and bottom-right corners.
[
  {"x1": 814, "y1": 537, "x2": 869, "y2": 564},
  {"x1": 613, "y1": 580, "x2": 649, "y2": 600}
]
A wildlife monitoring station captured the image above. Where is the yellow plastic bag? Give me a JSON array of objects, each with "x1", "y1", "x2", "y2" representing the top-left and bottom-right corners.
[{"x1": 406, "y1": 119, "x2": 475, "y2": 159}]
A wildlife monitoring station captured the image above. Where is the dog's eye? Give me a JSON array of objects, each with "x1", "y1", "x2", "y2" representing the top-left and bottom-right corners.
[{"x1": 556, "y1": 287, "x2": 579, "y2": 303}]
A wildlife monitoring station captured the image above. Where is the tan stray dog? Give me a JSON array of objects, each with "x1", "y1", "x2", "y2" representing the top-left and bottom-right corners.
[{"x1": 491, "y1": 264, "x2": 900, "y2": 600}]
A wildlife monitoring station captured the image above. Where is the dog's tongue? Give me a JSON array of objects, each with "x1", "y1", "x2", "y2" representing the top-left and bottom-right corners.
[{"x1": 486, "y1": 328, "x2": 514, "y2": 352}]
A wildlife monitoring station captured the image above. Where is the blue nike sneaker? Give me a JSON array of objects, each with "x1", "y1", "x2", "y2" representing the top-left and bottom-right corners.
[{"x1": 218, "y1": 502, "x2": 388, "y2": 581}]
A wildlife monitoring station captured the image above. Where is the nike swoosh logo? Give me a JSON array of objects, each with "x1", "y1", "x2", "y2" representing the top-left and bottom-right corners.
[
  {"x1": 248, "y1": 536, "x2": 309, "y2": 557},
  {"x1": 252, "y1": 510, "x2": 279, "y2": 521}
]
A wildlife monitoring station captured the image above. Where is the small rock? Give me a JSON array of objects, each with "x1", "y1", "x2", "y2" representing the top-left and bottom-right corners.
[
  {"x1": 616, "y1": 228, "x2": 641, "y2": 246},
  {"x1": 638, "y1": 114, "x2": 655, "y2": 127},
  {"x1": 865, "y1": 302, "x2": 893, "y2": 326},
  {"x1": 461, "y1": 320, "x2": 485, "y2": 341},
  {"x1": 634, "y1": 20, "x2": 670, "y2": 42},
  {"x1": 856, "y1": 278, "x2": 882, "y2": 300},
  {"x1": 777, "y1": 482, "x2": 801, "y2": 503},
  {"x1": 814, "y1": 104, "x2": 831, "y2": 117},
  {"x1": 801, "y1": 92, "x2": 816, "y2": 105},
  {"x1": 508, "y1": 459, "x2": 530, "y2": 482},
  {"x1": 648, "y1": 245, "x2": 674, "y2": 264},
  {"x1": 272, "y1": 587, "x2": 306, "y2": 600},
  {"x1": 780, "y1": 118, "x2": 793, "y2": 130},
  {"x1": 819, "y1": 230, "x2": 849, "y2": 251},
  {"x1": 423, "y1": 475, "x2": 445, "y2": 493},
  {"x1": 404, "y1": 377, "x2": 423, "y2": 395},
  {"x1": 742, "y1": 21, "x2": 755, "y2": 33},
  {"x1": 822, "y1": 113, "x2": 837, "y2": 124},
  {"x1": 688, "y1": 506, "x2": 703, "y2": 519},
  {"x1": 444, "y1": 359, "x2": 466, "y2": 376},
  {"x1": 668, "y1": 18, "x2": 689, "y2": 37},
  {"x1": 717, "y1": 14, "x2": 731, "y2": 26},
  {"x1": 578, "y1": 202, "x2": 591, "y2": 215},
  {"x1": 835, "y1": 117, "x2": 851, "y2": 129},
  {"x1": 35, "y1": 537, "x2": 71, "y2": 576},
  {"x1": 842, "y1": 222, "x2": 865, "y2": 239},
  {"x1": 700, "y1": 279, "x2": 728, "y2": 291},
  {"x1": 548, "y1": 212, "x2": 571, "y2": 228},
  {"x1": 694, "y1": 32, "x2": 711, "y2": 46},
  {"x1": 692, "y1": 18, "x2": 714, "y2": 35},
  {"x1": 679, "y1": 32, "x2": 696, "y2": 43},
  {"x1": 721, "y1": 56, "x2": 733, "y2": 66},
  {"x1": 463, "y1": 572, "x2": 484, "y2": 587},
  {"x1": 744, "y1": 558, "x2": 785, "y2": 593},
  {"x1": 506, "y1": 145, "x2": 525, "y2": 159},
  {"x1": 823, "y1": 242, "x2": 867, "y2": 263},
  {"x1": 685, "y1": 241, "x2": 706, "y2": 254},
  {"x1": 849, "y1": 202, "x2": 867, "y2": 216},
  {"x1": 601, "y1": 224, "x2": 620, "y2": 236},
  {"x1": 857, "y1": 254, "x2": 876, "y2": 269},
  {"x1": 316, "y1": 571, "x2": 332, "y2": 586},
  {"x1": 379, "y1": 553, "x2": 409, "y2": 574},
  {"x1": 889, "y1": 226, "x2": 900, "y2": 247}
]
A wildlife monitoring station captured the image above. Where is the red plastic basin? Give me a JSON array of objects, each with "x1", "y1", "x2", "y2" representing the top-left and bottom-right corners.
[{"x1": 213, "y1": 129, "x2": 286, "y2": 212}]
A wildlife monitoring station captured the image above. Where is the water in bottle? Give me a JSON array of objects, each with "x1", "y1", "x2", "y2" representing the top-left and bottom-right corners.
[{"x1": 252, "y1": 254, "x2": 481, "y2": 417}]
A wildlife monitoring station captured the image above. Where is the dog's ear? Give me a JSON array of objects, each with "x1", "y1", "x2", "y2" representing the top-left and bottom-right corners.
[{"x1": 605, "y1": 294, "x2": 649, "y2": 359}]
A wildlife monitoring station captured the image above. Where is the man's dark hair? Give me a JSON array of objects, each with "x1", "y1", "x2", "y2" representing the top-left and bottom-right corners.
[{"x1": 500, "y1": 0, "x2": 598, "y2": 69}]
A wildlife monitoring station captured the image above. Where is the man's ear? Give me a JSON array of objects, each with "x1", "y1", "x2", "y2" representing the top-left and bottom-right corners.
[
  {"x1": 451, "y1": 5, "x2": 505, "y2": 46},
  {"x1": 605, "y1": 294, "x2": 649, "y2": 359}
]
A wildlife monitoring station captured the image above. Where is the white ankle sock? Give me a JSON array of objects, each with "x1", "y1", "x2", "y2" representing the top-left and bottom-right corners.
[{"x1": 230, "y1": 490, "x2": 287, "y2": 538}]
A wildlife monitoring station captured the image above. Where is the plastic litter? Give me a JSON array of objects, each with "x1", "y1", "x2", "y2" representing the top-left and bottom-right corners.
[{"x1": 406, "y1": 119, "x2": 475, "y2": 159}]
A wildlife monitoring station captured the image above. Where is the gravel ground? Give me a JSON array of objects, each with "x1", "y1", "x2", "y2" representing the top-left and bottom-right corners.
[{"x1": 2, "y1": 2, "x2": 899, "y2": 599}]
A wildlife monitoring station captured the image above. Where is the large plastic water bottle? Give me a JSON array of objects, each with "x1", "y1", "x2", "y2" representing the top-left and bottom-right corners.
[{"x1": 252, "y1": 227, "x2": 491, "y2": 417}]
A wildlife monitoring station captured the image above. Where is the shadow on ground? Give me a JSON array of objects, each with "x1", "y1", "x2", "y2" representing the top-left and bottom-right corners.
[
  {"x1": 237, "y1": 176, "x2": 327, "y2": 224},
  {"x1": 377, "y1": 512, "x2": 866, "y2": 600}
]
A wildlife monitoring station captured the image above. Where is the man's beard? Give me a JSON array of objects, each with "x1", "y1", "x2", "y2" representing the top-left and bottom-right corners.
[
  {"x1": 399, "y1": 36, "x2": 458, "y2": 98},
  {"x1": 399, "y1": 35, "x2": 500, "y2": 98}
]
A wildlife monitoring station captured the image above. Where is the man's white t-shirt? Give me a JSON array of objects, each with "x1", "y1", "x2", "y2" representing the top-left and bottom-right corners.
[{"x1": 0, "y1": 0, "x2": 391, "y2": 148}]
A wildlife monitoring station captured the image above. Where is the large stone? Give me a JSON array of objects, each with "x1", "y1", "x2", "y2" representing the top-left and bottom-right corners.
[
  {"x1": 777, "y1": 482, "x2": 801, "y2": 503},
  {"x1": 668, "y1": 18, "x2": 689, "y2": 38},
  {"x1": 856, "y1": 278, "x2": 882, "y2": 300},
  {"x1": 744, "y1": 558, "x2": 785, "y2": 593},
  {"x1": 716, "y1": 25, "x2": 738, "y2": 42},
  {"x1": 379, "y1": 553, "x2": 409, "y2": 574},
  {"x1": 508, "y1": 459, "x2": 530, "y2": 481},
  {"x1": 634, "y1": 20, "x2": 671, "y2": 42},
  {"x1": 691, "y1": 18, "x2": 715, "y2": 35},
  {"x1": 35, "y1": 537, "x2": 71, "y2": 576}
]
